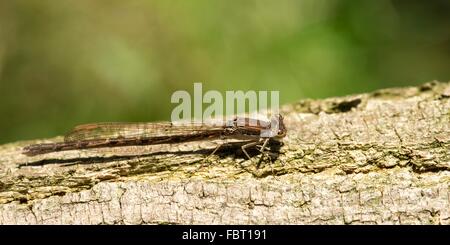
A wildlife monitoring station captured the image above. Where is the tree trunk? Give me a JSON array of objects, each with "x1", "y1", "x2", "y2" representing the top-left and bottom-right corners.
[{"x1": 1, "y1": 81, "x2": 449, "y2": 224}]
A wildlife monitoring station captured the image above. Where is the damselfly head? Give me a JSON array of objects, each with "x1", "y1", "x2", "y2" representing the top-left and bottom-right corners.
[
  {"x1": 260, "y1": 114, "x2": 287, "y2": 139},
  {"x1": 273, "y1": 114, "x2": 287, "y2": 138}
]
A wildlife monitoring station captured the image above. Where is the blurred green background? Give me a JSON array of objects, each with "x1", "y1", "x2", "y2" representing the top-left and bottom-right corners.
[{"x1": 0, "y1": 0, "x2": 449, "y2": 143}]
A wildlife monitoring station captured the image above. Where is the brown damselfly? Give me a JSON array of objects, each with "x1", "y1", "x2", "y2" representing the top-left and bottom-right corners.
[{"x1": 23, "y1": 114, "x2": 287, "y2": 159}]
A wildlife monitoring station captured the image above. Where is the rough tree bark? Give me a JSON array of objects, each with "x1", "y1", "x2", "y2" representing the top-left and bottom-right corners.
[{"x1": 0, "y1": 81, "x2": 449, "y2": 224}]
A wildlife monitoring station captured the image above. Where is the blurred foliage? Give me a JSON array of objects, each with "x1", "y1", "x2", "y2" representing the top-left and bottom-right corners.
[{"x1": 0, "y1": 0, "x2": 449, "y2": 143}]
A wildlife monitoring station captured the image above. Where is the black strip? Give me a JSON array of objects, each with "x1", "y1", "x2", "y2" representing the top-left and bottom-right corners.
[{"x1": 1, "y1": 225, "x2": 449, "y2": 244}]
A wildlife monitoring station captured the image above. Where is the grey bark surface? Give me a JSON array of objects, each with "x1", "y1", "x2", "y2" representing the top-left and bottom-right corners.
[{"x1": 1, "y1": 81, "x2": 450, "y2": 224}]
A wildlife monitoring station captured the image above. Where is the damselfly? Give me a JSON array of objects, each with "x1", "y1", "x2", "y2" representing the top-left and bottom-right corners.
[{"x1": 23, "y1": 114, "x2": 287, "y2": 159}]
